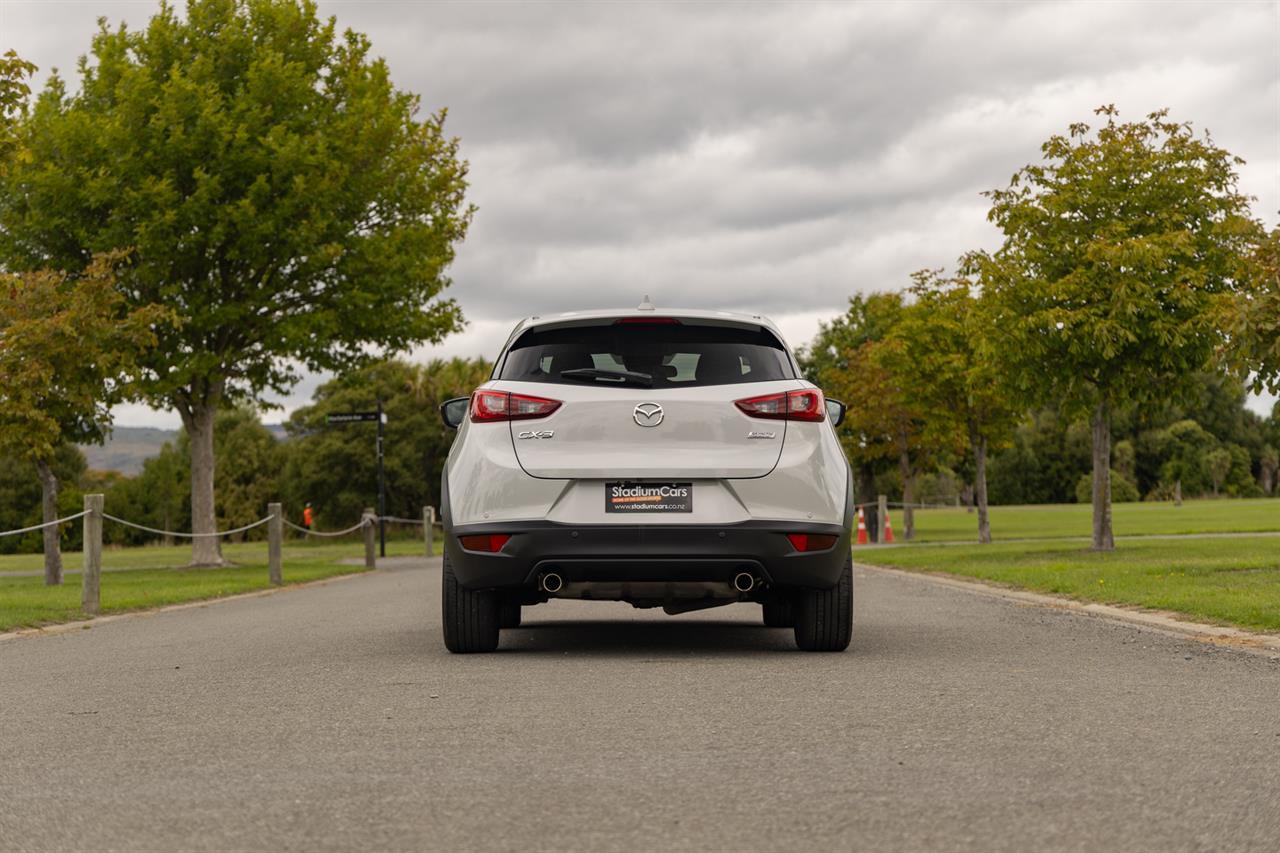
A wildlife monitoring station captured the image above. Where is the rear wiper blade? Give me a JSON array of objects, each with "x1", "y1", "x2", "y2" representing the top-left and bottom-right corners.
[{"x1": 559, "y1": 367, "x2": 653, "y2": 387}]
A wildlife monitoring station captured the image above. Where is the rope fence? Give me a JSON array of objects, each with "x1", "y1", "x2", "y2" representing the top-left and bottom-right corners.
[
  {"x1": 282, "y1": 518, "x2": 371, "y2": 537},
  {"x1": 102, "y1": 513, "x2": 276, "y2": 539},
  {"x1": 0, "y1": 510, "x2": 90, "y2": 539},
  {"x1": 3, "y1": 510, "x2": 423, "y2": 541},
  {"x1": 5, "y1": 496, "x2": 440, "y2": 618}
]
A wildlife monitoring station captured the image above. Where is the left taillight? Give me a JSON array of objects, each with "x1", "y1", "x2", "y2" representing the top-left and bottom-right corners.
[
  {"x1": 469, "y1": 390, "x2": 562, "y2": 422},
  {"x1": 458, "y1": 533, "x2": 511, "y2": 552},
  {"x1": 735, "y1": 389, "x2": 825, "y2": 422},
  {"x1": 786, "y1": 533, "x2": 839, "y2": 552}
]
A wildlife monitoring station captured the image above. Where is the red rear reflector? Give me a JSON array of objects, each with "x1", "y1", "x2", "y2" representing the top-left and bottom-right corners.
[
  {"x1": 613, "y1": 316, "x2": 681, "y2": 324},
  {"x1": 459, "y1": 534, "x2": 511, "y2": 552},
  {"x1": 735, "y1": 389, "x2": 825, "y2": 422},
  {"x1": 786, "y1": 533, "x2": 838, "y2": 552},
  {"x1": 469, "y1": 390, "x2": 561, "y2": 422}
]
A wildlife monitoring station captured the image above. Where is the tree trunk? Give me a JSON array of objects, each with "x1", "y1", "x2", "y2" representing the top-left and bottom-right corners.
[
  {"x1": 1174, "y1": 479, "x2": 1182, "y2": 507},
  {"x1": 858, "y1": 463, "x2": 878, "y2": 544},
  {"x1": 973, "y1": 435, "x2": 991, "y2": 545},
  {"x1": 898, "y1": 449, "x2": 915, "y2": 541},
  {"x1": 961, "y1": 483, "x2": 974, "y2": 512},
  {"x1": 35, "y1": 459, "x2": 63, "y2": 585},
  {"x1": 183, "y1": 399, "x2": 224, "y2": 566},
  {"x1": 1090, "y1": 398, "x2": 1115, "y2": 551}
]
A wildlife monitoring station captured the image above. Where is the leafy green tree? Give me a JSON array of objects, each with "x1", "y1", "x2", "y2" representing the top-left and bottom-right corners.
[
  {"x1": 0, "y1": 0, "x2": 474, "y2": 565},
  {"x1": 800, "y1": 293, "x2": 935, "y2": 539},
  {"x1": 177, "y1": 407, "x2": 282, "y2": 539},
  {"x1": 889, "y1": 270, "x2": 1023, "y2": 542},
  {"x1": 974, "y1": 107, "x2": 1260, "y2": 549},
  {"x1": 1222, "y1": 226, "x2": 1280, "y2": 394},
  {"x1": 987, "y1": 406, "x2": 1089, "y2": 505},
  {"x1": 1204, "y1": 447, "x2": 1232, "y2": 497},
  {"x1": 1260, "y1": 445, "x2": 1278, "y2": 496},
  {"x1": 1221, "y1": 443, "x2": 1257, "y2": 497},
  {"x1": 0, "y1": 447, "x2": 87, "y2": 555},
  {"x1": 105, "y1": 411, "x2": 279, "y2": 545},
  {"x1": 104, "y1": 442, "x2": 189, "y2": 546},
  {"x1": 0, "y1": 256, "x2": 168, "y2": 583},
  {"x1": 1158, "y1": 419, "x2": 1215, "y2": 499},
  {"x1": 1113, "y1": 440, "x2": 1136, "y2": 486},
  {"x1": 0, "y1": 50, "x2": 36, "y2": 162},
  {"x1": 282, "y1": 357, "x2": 490, "y2": 527},
  {"x1": 1075, "y1": 471, "x2": 1139, "y2": 504}
]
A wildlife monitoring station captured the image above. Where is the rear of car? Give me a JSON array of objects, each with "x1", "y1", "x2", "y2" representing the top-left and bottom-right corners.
[{"x1": 438, "y1": 308, "x2": 854, "y2": 652}]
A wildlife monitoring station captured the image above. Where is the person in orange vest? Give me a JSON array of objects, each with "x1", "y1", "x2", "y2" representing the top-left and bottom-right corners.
[{"x1": 302, "y1": 503, "x2": 314, "y2": 533}]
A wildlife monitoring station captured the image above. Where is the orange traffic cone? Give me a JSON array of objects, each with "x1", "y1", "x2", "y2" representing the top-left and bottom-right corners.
[
  {"x1": 856, "y1": 507, "x2": 868, "y2": 545},
  {"x1": 883, "y1": 511, "x2": 895, "y2": 544}
]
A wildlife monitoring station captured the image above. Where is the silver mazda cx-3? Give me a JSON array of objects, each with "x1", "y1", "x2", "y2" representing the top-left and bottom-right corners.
[{"x1": 438, "y1": 303, "x2": 854, "y2": 652}]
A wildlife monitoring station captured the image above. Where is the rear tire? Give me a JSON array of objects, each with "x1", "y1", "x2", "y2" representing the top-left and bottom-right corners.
[
  {"x1": 794, "y1": 554, "x2": 852, "y2": 652},
  {"x1": 442, "y1": 552, "x2": 500, "y2": 653},
  {"x1": 762, "y1": 598, "x2": 794, "y2": 627},
  {"x1": 498, "y1": 597, "x2": 522, "y2": 629}
]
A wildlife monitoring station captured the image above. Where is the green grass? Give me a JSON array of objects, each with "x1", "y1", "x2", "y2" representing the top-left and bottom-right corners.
[
  {"x1": 861, "y1": 536, "x2": 1280, "y2": 633},
  {"x1": 0, "y1": 536, "x2": 423, "y2": 631},
  {"x1": 903, "y1": 498, "x2": 1279, "y2": 543}
]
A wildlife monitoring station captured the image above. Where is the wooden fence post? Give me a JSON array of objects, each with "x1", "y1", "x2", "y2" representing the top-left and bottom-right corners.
[
  {"x1": 424, "y1": 506, "x2": 435, "y2": 558},
  {"x1": 268, "y1": 502, "x2": 282, "y2": 585},
  {"x1": 877, "y1": 494, "x2": 888, "y2": 545},
  {"x1": 363, "y1": 508, "x2": 376, "y2": 568},
  {"x1": 82, "y1": 494, "x2": 103, "y2": 616}
]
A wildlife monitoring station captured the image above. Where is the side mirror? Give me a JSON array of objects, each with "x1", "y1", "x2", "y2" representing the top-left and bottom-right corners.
[
  {"x1": 825, "y1": 398, "x2": 846, "y2": 427},
  {"x1": 440, "y1": 397, "x2": 469, "y2": 430}
]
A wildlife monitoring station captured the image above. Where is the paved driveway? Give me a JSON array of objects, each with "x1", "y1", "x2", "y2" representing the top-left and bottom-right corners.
[{"x1": 2, "y1": 558, "x2": 1277, "y2": 852}]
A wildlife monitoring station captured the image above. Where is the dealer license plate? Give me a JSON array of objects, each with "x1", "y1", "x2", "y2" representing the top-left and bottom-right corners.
[{"x1": 605, "y1": 482, "x2": 693, "y2": 513}]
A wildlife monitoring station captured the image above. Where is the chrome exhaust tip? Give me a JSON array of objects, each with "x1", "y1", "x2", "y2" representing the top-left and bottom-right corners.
[
  {"x1": 540, "y1": 572, "x2": 564, "y2": 594},
  {"x1": 732, "y1": 572, "x2": 756, "y2": 593}
]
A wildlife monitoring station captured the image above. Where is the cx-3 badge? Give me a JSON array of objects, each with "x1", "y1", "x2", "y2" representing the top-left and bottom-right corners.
[{"x1": 633, "y1": 402, "x2": 664, "y2": 427}]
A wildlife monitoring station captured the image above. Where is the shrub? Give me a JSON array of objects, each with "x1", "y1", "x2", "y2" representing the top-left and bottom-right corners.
[{"x1": 1075, "y1": 470, "x2": 1140, "y2": 504}]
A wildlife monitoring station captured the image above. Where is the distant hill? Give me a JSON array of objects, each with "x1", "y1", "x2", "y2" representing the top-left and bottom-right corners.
[
  {"x1": 80, "y1": 427, "x2": 177, "y2": 475},
  {"x1": 80, "y1": 423, "x2": 289, "y2": 475}
]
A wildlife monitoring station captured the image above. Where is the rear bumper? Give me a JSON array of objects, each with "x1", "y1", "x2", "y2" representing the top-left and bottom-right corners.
[{"x1": 444, "y1": 518, "x2": 852, "y2": 591}]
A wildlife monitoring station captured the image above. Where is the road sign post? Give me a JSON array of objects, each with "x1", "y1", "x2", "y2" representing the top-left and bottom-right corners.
[
  {"x1": 376, "y1": 400, "x2": 386, "y2": 558},
  {"x1": 326, "y1": 407, "x2": 388, "y2": 558}
]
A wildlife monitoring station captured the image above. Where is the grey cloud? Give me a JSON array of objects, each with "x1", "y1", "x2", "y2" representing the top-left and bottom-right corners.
[{"x1": 2, "y1": 0, "x2": 1276, "y2": 422}]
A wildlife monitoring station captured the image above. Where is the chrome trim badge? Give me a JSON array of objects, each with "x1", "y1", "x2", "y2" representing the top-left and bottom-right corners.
[
  {"x1": 633, "y1": 402, "x2": 664, "y2": 427},
  {"x1": 517, "y1": 430, "x2": 555, "y2": 439},
  {"x1": 747, "y1": 431, "x2": 776, "y2": 439}
]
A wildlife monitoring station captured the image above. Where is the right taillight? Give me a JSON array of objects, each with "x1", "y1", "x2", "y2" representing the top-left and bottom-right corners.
[
  {"x1": 735, "y1": 389, "x2": 825, "y2": 422},
  {"x1": 470, "y1": 390, "x2": 562, "y2": 422}
]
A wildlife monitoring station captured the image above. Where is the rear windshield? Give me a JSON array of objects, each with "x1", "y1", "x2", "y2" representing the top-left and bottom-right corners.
[{"x1": 498, "y1": 322, "x2": 795, "y2": 388}]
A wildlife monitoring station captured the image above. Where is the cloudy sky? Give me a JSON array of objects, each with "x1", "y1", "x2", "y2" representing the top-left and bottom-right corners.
[{"x1": 3, "y1": 0, "x2": 1278, "y2": 425}]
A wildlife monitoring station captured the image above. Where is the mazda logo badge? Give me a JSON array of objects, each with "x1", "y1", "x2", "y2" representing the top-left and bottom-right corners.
[{"x1": 633, "y1": 402, "x2": 664, "y2": 427}]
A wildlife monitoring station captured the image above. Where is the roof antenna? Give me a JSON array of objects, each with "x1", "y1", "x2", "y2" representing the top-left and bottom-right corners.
[{"x1": 637, "y1": 295, "x2": 655, "y2": 311}]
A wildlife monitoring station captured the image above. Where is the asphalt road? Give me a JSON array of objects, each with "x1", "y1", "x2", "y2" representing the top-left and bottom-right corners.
[{"x1": 2, "y1": 558, "x2": 1278, "y2": 853}]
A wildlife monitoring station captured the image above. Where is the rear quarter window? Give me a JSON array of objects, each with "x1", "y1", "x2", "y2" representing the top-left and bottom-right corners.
[{"x1": 499, "y1": 322, "x2": 795, "y2": 388}]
